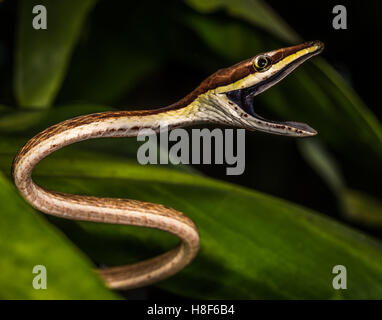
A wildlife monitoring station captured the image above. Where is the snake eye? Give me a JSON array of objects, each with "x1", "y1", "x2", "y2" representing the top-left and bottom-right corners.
[{"x1": 253, "y1": 55, "x2": 272, "y2": 72}]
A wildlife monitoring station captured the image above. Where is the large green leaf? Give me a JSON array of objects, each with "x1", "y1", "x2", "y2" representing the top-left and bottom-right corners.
[
  {"x1": 1, "y1": 106, "x2": 382, "y2": 299},
  {"x1": 15, "y1": 0, "x2": 97, "y2": 108},
  {"x1": 0, "y1": 172, "x2": 118, "y2": 299}
]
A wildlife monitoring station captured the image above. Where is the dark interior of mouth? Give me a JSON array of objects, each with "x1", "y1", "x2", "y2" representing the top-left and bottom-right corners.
[
  {"x1": 226, "y1": 87, "x2": 316, "y2": 133},
  {"x1": 226, "y1": 87, "x2": 285, "y2": 124}
]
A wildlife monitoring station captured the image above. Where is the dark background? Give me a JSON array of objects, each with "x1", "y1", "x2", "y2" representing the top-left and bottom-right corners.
[{"x1": 0, "y1": 0, "x2": 381, "y2": 299}]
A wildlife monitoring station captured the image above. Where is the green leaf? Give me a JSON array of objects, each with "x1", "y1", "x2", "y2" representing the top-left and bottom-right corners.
[
  {"x1": 341, "y1": 190, "x2": 382, "y2": 228},
  {"x1": 0, "y1": 172, "x2": 118, "y2": 299},
  {"x1": 2, "y1": 106, "x2": 382, "y2": 298},
  {"x1": 0, "y1": 105, "x2": 46, "y2": 133},
  {"x1": 298, "y1": 139, "x2": 345, "y2": 194},
  {"x1": 185, "y1": 15, "x2": 270, "y2": 61},
  {"x1": 15, "y1": 0, "x2": 97, "y2": 108},
  {"x1": 186, "y1": 0, "x2": 300, "y2": 43}
]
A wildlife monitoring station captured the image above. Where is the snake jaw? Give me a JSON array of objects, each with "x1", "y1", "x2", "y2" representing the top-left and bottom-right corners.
[
  {"x1": 217, "y1": 92, "x2": 317, "y2": 137},
  {"x1": 217, "y1": 40, "x2": 324, "y2": 137},
  {"x1": 223, "y1": 84, "x2": 317, "y2": 137}
]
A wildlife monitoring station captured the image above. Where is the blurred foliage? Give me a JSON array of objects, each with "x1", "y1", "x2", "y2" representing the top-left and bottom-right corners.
[
  {"x1": 341, "y1": 190, "x2": 382, "y2": 228},
  {"x1": 186, "y1": 0, "x2": 300, "y2": 43},
  {"x1": 0, "y1": 0, "x2": 381, "y2": 299},
  {"x1": 15, "y1": 0, "x2": 97, "y2": 108}
]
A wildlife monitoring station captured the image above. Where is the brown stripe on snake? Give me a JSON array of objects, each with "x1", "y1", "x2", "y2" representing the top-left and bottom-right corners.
[{"x1": 46, "y1": 191, "x2": 196, "y2": 228}]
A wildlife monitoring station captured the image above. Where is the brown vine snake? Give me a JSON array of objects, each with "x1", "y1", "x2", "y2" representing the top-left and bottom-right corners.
[{"x1": 12, "y1": 41, "x2": 323, "y2": 290}]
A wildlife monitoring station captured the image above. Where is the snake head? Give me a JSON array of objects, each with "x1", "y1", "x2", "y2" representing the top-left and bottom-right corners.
[{"x1": 199, "y1": 41, "x2": 324, "y2": 137}]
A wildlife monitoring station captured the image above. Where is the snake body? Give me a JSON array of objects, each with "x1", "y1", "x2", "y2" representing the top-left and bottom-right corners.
[{"x1": 12, "y1": 41, "x2": 323, "y2": 290}]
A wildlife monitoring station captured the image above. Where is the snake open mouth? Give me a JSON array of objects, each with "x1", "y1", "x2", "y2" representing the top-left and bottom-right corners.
[
  {"x1": 225, "y1": 83, "x2": 317, "y2": 135},
  {"x1": 225, "y1": 46, "x2": 322, "y2": 136}
]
